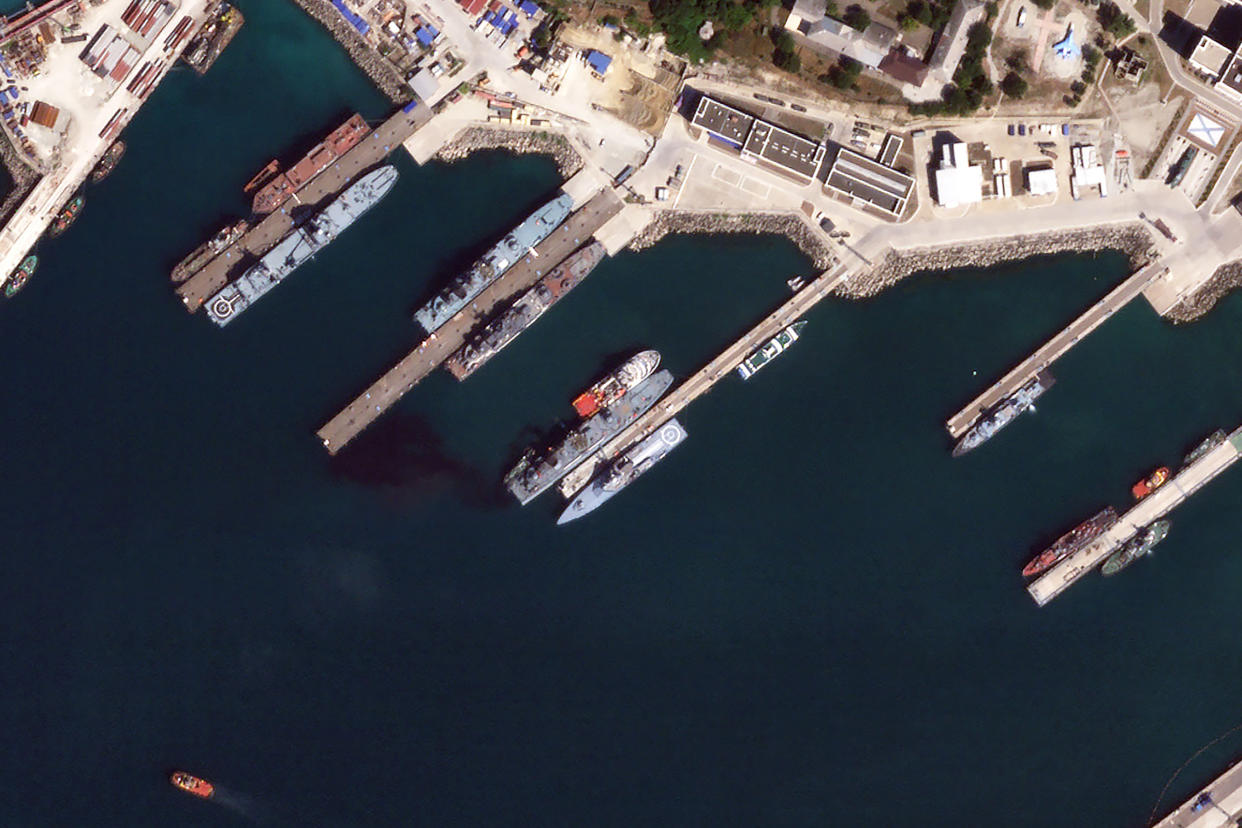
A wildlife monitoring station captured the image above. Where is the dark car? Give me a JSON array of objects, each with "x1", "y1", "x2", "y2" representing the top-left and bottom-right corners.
[
  {"x1": 1017, "y1": 124, "x2": 1027, "y2": 136},
  {"x1": 1007, "y1": 124, "x2": 1015, "y2": 136}
]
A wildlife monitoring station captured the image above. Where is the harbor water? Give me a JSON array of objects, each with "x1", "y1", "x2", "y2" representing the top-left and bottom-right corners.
[{"x1": 3, "y1": 2, "x2": 1242, "y2": 825}]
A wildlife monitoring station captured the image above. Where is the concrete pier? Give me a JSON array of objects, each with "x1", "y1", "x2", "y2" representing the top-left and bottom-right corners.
[
  {"x1": 945, "y1": 261, "x2": 1168, "y2": 439},
  {"x1": 1153, "y1": 754, "x2": 1242, "y2": 827},
  {"x1": 174, "y1": 104, "x2": 430, "y2": 310},
  {"x1": 1027, "y1": 426, "x2": 1242, "y2": 606},
  {"x1": 316, "y1": 189, "x2": 624, "y2": 454},
  {"x1": 556, "y1": 264, "x2": 852, "y2": 499}
]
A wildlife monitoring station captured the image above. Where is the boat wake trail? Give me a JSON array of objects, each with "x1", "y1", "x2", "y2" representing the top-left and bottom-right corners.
[{"x1": 206, "y1": 788, "x2": 269, "y2": 824}]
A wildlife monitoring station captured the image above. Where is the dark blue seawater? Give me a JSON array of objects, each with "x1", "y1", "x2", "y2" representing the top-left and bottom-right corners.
[{"x1": 3, "y1": 2, "x2": 1242, "y2": 825}]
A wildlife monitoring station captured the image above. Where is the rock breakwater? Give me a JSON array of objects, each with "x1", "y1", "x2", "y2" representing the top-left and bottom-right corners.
[
  {"x1": 1164, "y1": 259, "x2": 1242, "y2": 323},
  {"x1": 841, "y1": 223, "x2": 1159, "y2": 299},
  {"x1": 435, "y1": 127, "x2": 584, "y2": 177},
  {"x1": 0, "y1": 133, "x2": 40, "y2": 230},
  {"x1": 288, "y1": 0, "x2": 412, "y2": 104},
  {"x1": 627, "y1": 210, "x2": 836, "y2": 271}
]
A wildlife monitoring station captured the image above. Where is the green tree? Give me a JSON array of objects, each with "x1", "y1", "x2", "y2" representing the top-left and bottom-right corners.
[
  {"x1": 1000, "y1": 71, "x2": 1028, "y2": 97},
  {"x1": 843, "y1": 4, "x2": 871, "y2": 31},
  {"x1": 901, "y1": 14, "x2": 919, "y2": 30},
  {"x1": 828, "y1": 56, "x2": 863, "y2": 88}
]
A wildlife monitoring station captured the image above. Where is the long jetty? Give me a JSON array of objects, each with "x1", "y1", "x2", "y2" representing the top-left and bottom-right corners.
[
  {"x1": 174, "y1": 103, "x2": 430, "y2": 310},
  {"x1": 1154, "y1": 753, "x2": 1242, "y2": 827},
  {"x1": 556, "y1": 264, "x2": 852, "y2": 499},
  {"x1": 945, "y1": 261, "x2": 1168, "y2": 439},
  {"x1": 316, "y1": 188, "x2": 624, "y2": 454},
  {"x1": 1027, "y1": 426, "x2": 1242, "y2": 606}
]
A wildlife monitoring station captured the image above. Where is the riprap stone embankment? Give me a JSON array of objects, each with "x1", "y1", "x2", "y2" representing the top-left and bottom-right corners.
[
  {"x1": 627, "y1": 210, "x2": 836, "y2": 271},
  {"x1": 287, "y1": 0, "x2": 412, "y2": 105},
  {"x1": 1164, "y1": 259, "x2": 1242, "y2": 323},
  {"x1": 841, "y1": 223, "x2": 1159, "y2": 299},
  {"x1": 434, "y1": 127, "x2": 584, "y2": 178}
]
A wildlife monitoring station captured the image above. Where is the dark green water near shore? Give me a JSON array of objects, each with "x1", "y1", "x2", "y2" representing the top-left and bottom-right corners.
[{"x1": 3, "y1": 2, "x2": 1242, "y2": 825}]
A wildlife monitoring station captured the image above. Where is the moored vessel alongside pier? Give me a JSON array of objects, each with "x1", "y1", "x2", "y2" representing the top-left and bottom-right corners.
[
  {"x1": 506, "y1": 369, "x2": 675, "y2": 505},
  {"x1": 572, "y1": 350, "x2": 660, "y2": 418},
  {"x1": 414, "y1": 192, "x2": 575, "y2": 334},
  {"x1": 1022, "y1": 506, "x2": 1119, "y2": 578},
  {"x1": 205, "y1": 165, "x2": 398, "y2": 326},
  {"x1": 171, "y1": 220, "x2": 249, "y2": 283},
  {"x1": 1101, "y1": 520, "x2": 1170, "y2": 576},
  {"x1": 736, "y1": 320, "x2": 807, "y2": 380},
  {"x1": 4, "y1": 255, "x2": 37, "y2": 297},
  {"x1": 1131, "y1": 466, "x2": 1169, "y2": 500},
  {"x1": 444, "y1": 241, "x2": 605, "y2": 380},
  {"x1": 250, "y1": 114, "x2": 371, "y2": 215},
  {"x1": 953, "y1": 369, "x2": 1055, "y2": 457},
  {"x1": 90, "y1": 141, "x2": 125, "y2": 183},
  {"x1": 48, "y1": 195, "x2": 83, "y2": 238},
  {"x1": 558, "y1": 419, "x2": 688, "y2": 524}
]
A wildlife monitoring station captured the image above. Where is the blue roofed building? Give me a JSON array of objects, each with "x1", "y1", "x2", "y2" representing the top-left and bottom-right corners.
[
  {"x1": 330, "y1": 0, "x2": 371, "y2": 36},
  {"x1": 519, "y1": 0, "x2": 540, "y2": 17},
  {"x1": 585, "y1": 49, "x2": 612, "y2": 77}
]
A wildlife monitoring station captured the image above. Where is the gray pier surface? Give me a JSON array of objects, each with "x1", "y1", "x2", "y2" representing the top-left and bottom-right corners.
[
  {"x1": 556, "y1": 264, "x2": 852, "y2": 499},
  {"x1": 174, "y1": 104, "x2": 430, "y2": 310},
  {"x1": 1027, "y1": 426, "x2": 1242, "y2": 606},
  {"x1": 945, "y1": 261, "x2": 1167, "y2": 439},
  {"x1": 316, "y1": 189, "x2": 624, "y2": 455},
  {"x1": 1153, "y1": 754, "x2": 1242, "y2": 827}
]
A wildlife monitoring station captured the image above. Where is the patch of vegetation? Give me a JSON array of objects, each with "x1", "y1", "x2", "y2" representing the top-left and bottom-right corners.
[
  {"x1": 1001, "y1": 71, "x2": 1028, "y2": 97},
  {"x1": 822, "y1": 55, "x2": 863, "y2": 88},
  {"x1": 648, "y1": 0, "x2": 779, "y2": 61},
  {"x1": 1097, "y1": 1, "x2": 1136, "y2": 39},
  {"x1": 772, "y1": 29, "x2": 801, "y2": 72},
  {"x1": 1031, "y1": 0, "x2": 1054, "y2": 10},
  {"x1": 908, "y1": 20, "x2": 995, "y2": 115},
  {"x1": 897, "y1": 0, "x2": 955, "y2": 31},
  {"x1": 843, "y1": 4, "x2": 871, "y2": 31}
]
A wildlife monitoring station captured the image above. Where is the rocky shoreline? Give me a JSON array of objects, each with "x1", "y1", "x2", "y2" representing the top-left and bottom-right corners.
[
  {"x1": 0, "y1": 132, "x2": 40, "y2": 230},
  {"x1": 435, "y1": 127, "x2": 585, "y2": 178},
  {"x1": 287, "y1": 0, "x2": 412, "y2": 105},
  {"x1": 1164, "y1": 259, "x2": 1242, "y2": 323},
  {"x1": 839, "y1": 223, "x2": 1160, "y2": 299},
  {"x1": 627, "y1": 210, "x2": 836, "y2": 271}
]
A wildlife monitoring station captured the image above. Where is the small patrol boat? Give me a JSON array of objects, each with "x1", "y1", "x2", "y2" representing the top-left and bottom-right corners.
[{"x1": 170, "y1": 771, "x2": 214, "y2": 799}]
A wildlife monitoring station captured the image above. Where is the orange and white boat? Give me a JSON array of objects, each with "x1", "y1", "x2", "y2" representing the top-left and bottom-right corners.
[
  {"x1": 1131, "y1": 466, "x2": 1170, "y2": 500},
  {"x1": 170, "y1": 771, "x2": 214, "y2": 799}
]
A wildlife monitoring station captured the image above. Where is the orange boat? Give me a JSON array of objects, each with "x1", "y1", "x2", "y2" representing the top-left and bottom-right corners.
[
  {"x1": 170, "y1": 771, "x2": 214, "y2": 799},
  {"x1": 251, "y1": 114, "x2": 371, "y2": 215},
  {"x1": 1131, "y1": 466, "x2": 1170, "y2": 500}
]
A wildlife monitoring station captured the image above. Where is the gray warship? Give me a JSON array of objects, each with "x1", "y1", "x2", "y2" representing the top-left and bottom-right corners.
[
  {"x1": 953, "y1": 369, "x2": 1055, "y2": 457},
  {"x1": 444, "y1": 241, "x2": 605, "y2": 380},
  {"x1": 206, "y1": 165, "x2": 398, "y2": 327},
  {"x1": 414, "y1": 192, "x2": 575, "y2": 334},
  {"x1": 558, "y1": 418, "x2": 688, "y2": 524},
  {"x1": 505, "y1": 369, "x2": 675, "y2": 505}
]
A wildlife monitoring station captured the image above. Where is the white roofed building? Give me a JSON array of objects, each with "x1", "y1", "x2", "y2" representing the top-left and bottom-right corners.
[{"x1": 933, "y1": 142, "x2": 983, "y2": 208}]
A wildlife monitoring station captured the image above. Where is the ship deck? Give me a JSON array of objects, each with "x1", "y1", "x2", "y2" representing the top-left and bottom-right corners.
[
  {"x1": 1026, "y1": 426, "x2": 1242, "y2": 606},
  {"x1": 316, "y1": 189, "x2": 624, "y2": 455},
  {"x1": 174, "y1": 105, "x2": 429, "y2": 310},
  {"x1": 945, "y1": 261, "x2": 1168, "y2": 439}
]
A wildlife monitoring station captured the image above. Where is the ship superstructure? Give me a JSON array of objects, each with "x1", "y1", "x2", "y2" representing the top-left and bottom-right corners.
[
  {"x1": 206, "y1": 165, "x2": 398, "y2": 326},
  {"x1": 505, "y1": 369, "x2": 674, "y2": 505},
  {"x1": 558, "y1": 418, "x2": 687, "y2": 524},
  {"x1": 736, "y1": 320, "x2": 807, "y2": 379},
  {"x1": 1022, "y1": 507, "x2": 1119, "y2": 578},
  {"x1": 953, "y1": 369, "x2": 1055, "y2": 457},
  {"x1": 572, "y1": 350, "x2": 660, "y2": 418},
  {"x1": 1101, "y1": 520, "x2": 1170, "y2": 576},
  {"x1": 414, "y1": 192, "x2": 575, "y2": 334},
  {"x1": 444, "y1": 242, "x2": 605, "y2": 380}
]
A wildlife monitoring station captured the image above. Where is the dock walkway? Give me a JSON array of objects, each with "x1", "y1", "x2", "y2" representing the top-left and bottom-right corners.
[
  {"x1": 174, "y1": 104, "x2": 430, "y2": 310},
  {"x1": 1027, "y1": 426, "x2": 1242, "y2": 606},
  {"x1": 316, "y1": 189, "x2": 624, "y2": 454},
  {"x1": 1154, "y1": 754, "x2": 1242, "y2": 827},
  {"x1": 556, "y1": 264, "x2": 851, "y2": 498},
  {"x1": 945, "y1": 261, "x2": 1168, "y2": 439}
]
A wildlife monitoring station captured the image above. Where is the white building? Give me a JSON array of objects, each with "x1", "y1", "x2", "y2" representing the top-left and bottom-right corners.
[
  {"x1": 934, "y1": 142, "x2": 983, "y2": 207},
  {"x1": 1025, "y1": 166, "x2": 1059, "y2": 196},
  {"x1": 1070, "y1": 144, "x2": 1108, "y2": 200}
]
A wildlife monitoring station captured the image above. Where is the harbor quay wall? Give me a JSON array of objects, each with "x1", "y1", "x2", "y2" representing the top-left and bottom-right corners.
[
  {"x1": 286, "y1": 0, "x2": 412, "y2": 105},
  {"x1": 434, "y1": 126, "x2": 585, "y2": 178},
  {"x1": 1165, "y1": 258, "x2": 1242, "y2": 323},
  {"x1": 627, "y1": 209, "x2": 836, "y2": 272},
  {"x1": 842, "y1": 223, "x2": 1160, "y2": 300}
]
